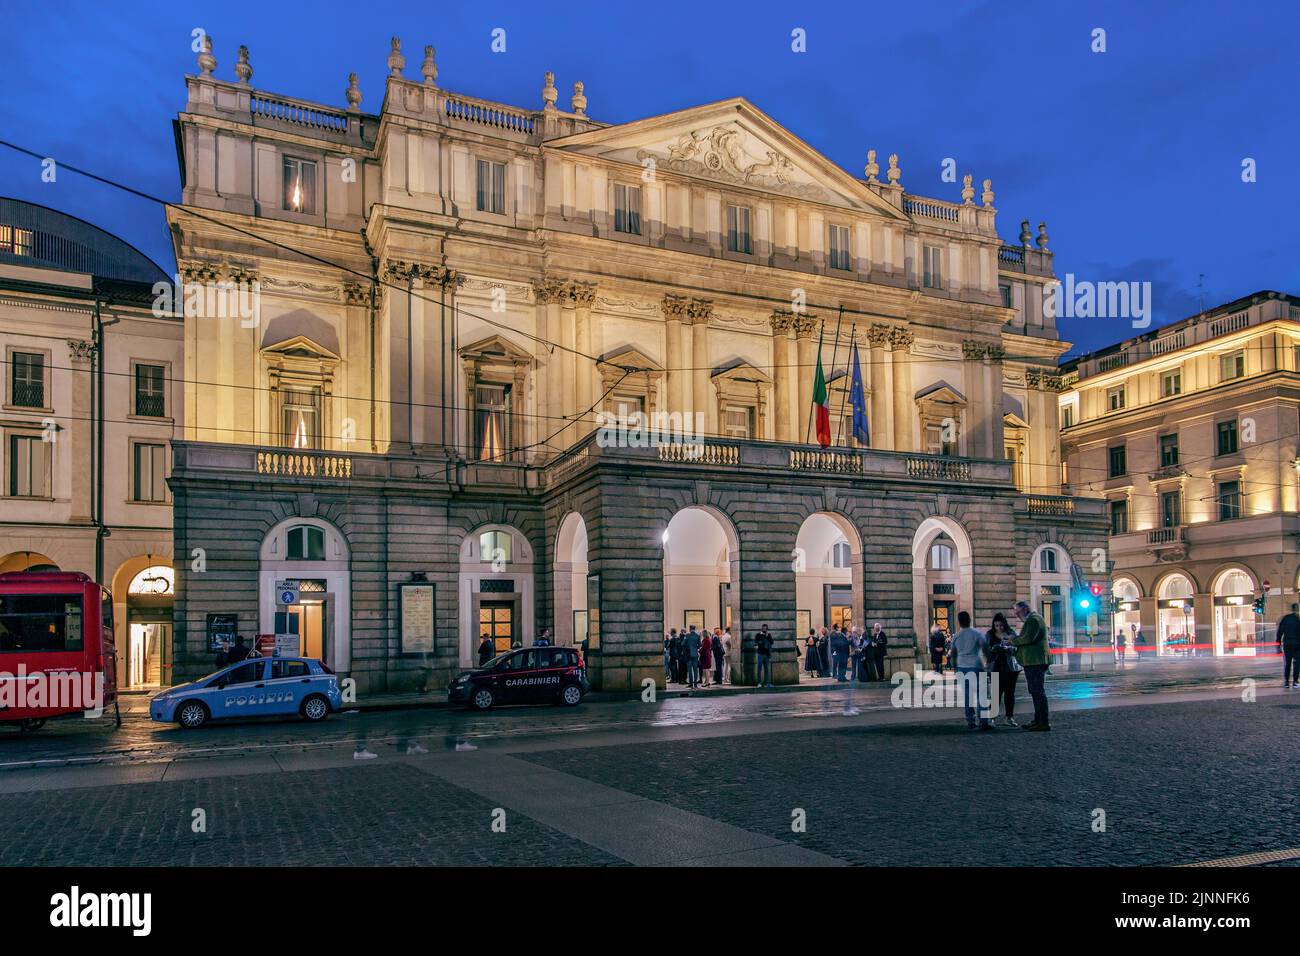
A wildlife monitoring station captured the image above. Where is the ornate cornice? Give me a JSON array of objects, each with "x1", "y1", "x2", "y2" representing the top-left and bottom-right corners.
[
  {"x1": 866, "y1": 323, "x2": 893, "y2": 348},
  {"x1": 662, "y1": 294, "x2": 692, "y2": 321},
  {"x1": 889, "y1": 328, "x2": 915, "y2": 351}
]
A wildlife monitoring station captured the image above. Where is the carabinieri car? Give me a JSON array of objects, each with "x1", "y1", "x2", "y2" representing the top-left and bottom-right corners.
[
  {"x1": 149, "y1": 657, "x2": 343, "y2": 728},
  {"x1": 449, "y1": 646, "x2": 588, "y2": 710}
]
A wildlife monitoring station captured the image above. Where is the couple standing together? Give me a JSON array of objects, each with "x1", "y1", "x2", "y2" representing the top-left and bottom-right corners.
[{"x1": 948, "y1": 600, "x2": 1052, "y2": 732}]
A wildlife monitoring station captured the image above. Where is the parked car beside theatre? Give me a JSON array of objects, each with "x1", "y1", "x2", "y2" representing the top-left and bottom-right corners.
[
  {"x1": 150, "y1": 656, "x2": 342, "y2": 728},
  {"x1": 449, "y1": 646, "x2": 588, "y2": 710}
]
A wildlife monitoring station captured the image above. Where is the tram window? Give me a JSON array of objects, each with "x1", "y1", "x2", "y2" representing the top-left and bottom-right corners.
[{"x1": 0, "y1": 594, "x2": 84, "y2": 652}]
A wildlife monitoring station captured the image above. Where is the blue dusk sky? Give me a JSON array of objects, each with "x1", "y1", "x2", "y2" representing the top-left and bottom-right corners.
[{"x1": 1, "y1": 0, "x2": 1295, "y2": 357}]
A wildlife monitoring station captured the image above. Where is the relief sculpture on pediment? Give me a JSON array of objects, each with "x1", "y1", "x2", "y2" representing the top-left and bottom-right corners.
[{"x1": 638, "y1": 123, "x2": 828, "y2": 201}]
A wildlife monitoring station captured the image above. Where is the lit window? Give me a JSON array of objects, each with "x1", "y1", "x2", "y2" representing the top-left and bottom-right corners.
[
  {"x1": 280, "y1": 387, "x2": 321, "y2": 450},
  {"x1": 1109, "y1": 500, "x2": 1128, "y2": 535},
  {"x1": 479, "y1": 530, "x2": 512, "y2": 565},
  {"x1": 132, "y1": 442, "x2": 167, "y2": 503},
  {"x1": 0, "y1": 225, "x2": 34, "y2": 256},
  {"x1": 474, "y1": 383, "x2": 511, "y2": 461},
  {"x1": 475, "y1": 160, "x2": 506, "y2": 214},
  {"x1": 286, "y1": 526, "x2": 325, "y2": 561},
  {"x1": 1107, "y1": 386, "x2": 1126, "y2": 411},
  {"x1": 1218, "y1": 480, "x2": 1242, "y2": 520},
  {"x1": 614, "y1": 184, "x2": 641, "y2": 235},
  {"x1": 726, "y1": 204, "x2": 752, "y2": 254},
  {"x1": 923, "y1": 245, "x2": 943, "y2": 289},
  {"x1": 1220, "y1": 350, "x2": 1245, "y2": 381},
  {"x1": 828, "y1": 224, "x2": 851, "y2": 270},
  {"x1": 282, "y1": 157, "x2": 317, "y2": 214}
]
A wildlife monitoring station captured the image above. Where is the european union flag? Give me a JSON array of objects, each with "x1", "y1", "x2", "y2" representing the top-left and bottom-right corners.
[{"x1": 849, "y1": 341, "x2": 870, "y2": 446}]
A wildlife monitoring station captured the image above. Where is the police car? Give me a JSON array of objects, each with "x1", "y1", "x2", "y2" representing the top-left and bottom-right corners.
[
  {"x1": 448, "y1": 646, "x2": 588, "y2": 710},
  {"x1": 149, "y1": 657, "x2": 343, "y2": 729}
]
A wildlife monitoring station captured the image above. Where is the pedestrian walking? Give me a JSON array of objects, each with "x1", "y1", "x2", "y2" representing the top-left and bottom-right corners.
[
  {"x1": 699, "y1": 629, "x2": 714, "y2": 687},
  {"x1": 1012, "y1": 600, "x2": 1051, "y2": 731},
  {"x1": 950, "y1": 611, "x2": 992, "y2": 730},
  {"x1": 755, "y1": 625, "x2": 774, "y2": 687},
  {"x1": 684, "y1": 625, "x2": 702, "y2": 688},
  {"x1": 987, "y1": 613, "x2": 1020, "y2": 727},
  {"x1": 928, "y1": 626, "x2": 946, "y2": 674},
  {"x1": 1279, "y1": 603, "x2": 1300, "y2": 688},
  {"x1": 871, "y1": 622, "x2": 888, "y2": 681}
]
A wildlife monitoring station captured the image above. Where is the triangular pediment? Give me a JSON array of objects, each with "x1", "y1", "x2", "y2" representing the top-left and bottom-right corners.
[
  {"x1": 546, "y1": 98, "x2": 909, "y2": 221},
  {"x1": 915, "y1": 381, "x2": 967, "y2": 406},
  {"x1": 459, "y1": 333, "x2": 533, "y2": 363},
  {"x1": 261, "y1": 335, "x2": 340, "y2": 362},
  {"x1": 1003, "y1": 412, "x2": 1030, "y2": 430},
  {"x1": 598, "y1": 346, "x2": 661, "y2": 373},
  {"x1": 712, "y1": 359, "x2": 773, "y2": 386}
]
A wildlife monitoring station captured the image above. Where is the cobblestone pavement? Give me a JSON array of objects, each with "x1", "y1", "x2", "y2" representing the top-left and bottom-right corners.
[
  {"x1": 523, "y1": 694, "x2": 1300, "y2": 866},
  {"x1": 0, "y1": 761, "x2": 623, "y2": 866}
]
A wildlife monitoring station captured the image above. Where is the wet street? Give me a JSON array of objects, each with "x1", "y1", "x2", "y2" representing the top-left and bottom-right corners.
[{"x1": 0, "y1": 656, "x2": 1294, "y2": 866}]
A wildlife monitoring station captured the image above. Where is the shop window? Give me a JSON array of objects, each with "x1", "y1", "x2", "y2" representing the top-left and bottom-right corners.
[
  {"x1": 286, "y1": 525, "x2": 325, "y2": 561},
  {"x1": 614, "y1": 184, "x2": 641, "y2": 235},
  {"x1": 726, "y1": 204, "x2": 752, "y2": 254},
  {"x1": 476, "y1": 160, "x2": 506, "y2": 214},
  {"x1": 283, "y1": 157, "x2": 317, "y2": 214}
]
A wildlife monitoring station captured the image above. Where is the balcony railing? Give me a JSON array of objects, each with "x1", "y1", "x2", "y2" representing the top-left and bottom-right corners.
[
  {"x1": 903, "y1": 198, "x2": 961, "y2": 222},
  {"x1": 1147, "y1": 526, "x2": 1183, "y2": 545},
  {"x1": 255, "y1": 450, "x2": 353, "y2": 479},
  {"x1": 906, "y1": 457, "x2": 971, "y2": 482},
  {"x1": 250, "y1": 92, "x2": 351, "y2": 134},
  {"x1": 789, "y1": 448, "x2": 863, "y2": 474},
  {"x1": 657, "y1": 442, "x2": 739, "y2": 466},
  {"x1": 997, "y1": 245, "x2": 1025, "y2": 270},
  {"x1": 442, "y1": 93, "x2": 536, "y2": 135},
  {"x1": 1027, "y1": 495, "x2": 1075, "y2": 517}
]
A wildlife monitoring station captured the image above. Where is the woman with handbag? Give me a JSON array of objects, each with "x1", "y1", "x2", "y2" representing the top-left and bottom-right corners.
[{"x1": 987, "y1": 612, "x2": 1021, "y2": 726}]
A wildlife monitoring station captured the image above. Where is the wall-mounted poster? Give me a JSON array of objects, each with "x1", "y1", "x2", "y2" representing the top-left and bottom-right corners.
[
  {"x1": 586, "y1": 574, "x2": 601, "y2": 650},
  {"x1": 573, "y1": 610, "x2": 588, "y2": 646},
  {"x1": 399, "y1": 582, "x2": 435, "y2": 655},
  {"x1": 796, "y1": 609, "x2": 812, "y2": 637},
  {"x1": 684, "y1": 609, "x2": 705, "y2": 631},
  {"x1": 206, "y1": 613, "x2": 238, "y2": 651}
]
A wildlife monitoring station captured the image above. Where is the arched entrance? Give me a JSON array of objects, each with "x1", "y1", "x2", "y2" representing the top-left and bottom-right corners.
[
  {"x1": 1212, "y1": 567, "x2": 1257, "y2": 657},
  {"x1": 662, "y1": 506, "x2": 741, "y2": 675},
  {"x1": 260, "y1": 517, "x2": 351, "y2": 671},
  {"x1": 554, "y1": 513, "x2": 588, "y2": 647},
  {"x1": 459, "y1": 524, "x2": 535, "y2": 666},
  {"x1": 0, "y1": 551, "x2": 59, "y2": 573},
  {"x1": 912, "y1": 515, "x2": 974, "y2": 651},
  {"x1": 1155, "y1": 572, "x2": 1195, "y2": 656},
  {"x1": 1112, "y1": 576, "x2": 1141, "y2": 656},
  {"x1": 111, "y1": 558, "x2": 174, "y2": 689}
]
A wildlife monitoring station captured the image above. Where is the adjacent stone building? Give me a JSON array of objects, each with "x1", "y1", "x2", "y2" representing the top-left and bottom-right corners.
[
  {"x1": 166, "y1": 38, "x2": 1105, "y2": 692},
  {"x1": 1059, "y1": 290, "x2": 1300, "y2": 658}
]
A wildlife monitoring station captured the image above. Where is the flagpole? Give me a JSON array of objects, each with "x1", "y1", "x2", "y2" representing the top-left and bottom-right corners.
[
  {"x1": 824, "y1": 306, "x2": 845, "y2": 445},
  {"x1": 802, "y1": 319, "x2": 825, "y2": 445},
  {"x1": 835, "y1": 325, "x2": 858, "y2": 446}
]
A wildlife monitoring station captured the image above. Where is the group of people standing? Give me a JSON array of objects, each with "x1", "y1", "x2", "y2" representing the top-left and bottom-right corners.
[
  {"x1": 803, "y1": 623, "x2": 889, "y2": 682},
  {"x1": 665, "y1": 625, "x2": 731, "y2": 688},
  {"x1": 944, "y1": 601, "x2": 1052, "y2": 732}
]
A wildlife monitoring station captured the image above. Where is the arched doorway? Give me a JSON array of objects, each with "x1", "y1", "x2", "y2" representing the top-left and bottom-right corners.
[
  {"x1": 459, "y1": 525, "x2": 534, "y2": 666},
  {"x1": 662, "y1": 506, "x2": 741, "y2": 674},
  {"x1": 912, "y1": 516, "x2": 974, "y2": 651},
  {"x1": 1212, "y1": 567, "x2": 1257, "y2": 657},
  {"x1": 0, "y1": 551, "x2": 59, "y2": 573},
  {"x1": 1155, "y1": 572, "x2": 1195, "y2": 656},
  {"x1": 112, "y1": 560, "x2": 174, "y2": 689},
  {"x1": 260, "y1": 518, "x2": 351, "y2": 671},
  {"x1": 1112, "y1": 577, "x2": 1141, "y2": 656},
  {"x1": 554, "y1": 513, "x2": 588, "y2": 647},
  {"x1": 793, "y1": 512, "x2": 862, "y2": 679}
]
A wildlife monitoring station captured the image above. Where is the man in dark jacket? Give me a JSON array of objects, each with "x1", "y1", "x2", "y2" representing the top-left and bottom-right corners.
[
  {"x1": 478, "y1": 634, "x2": 495, "y2": 666},
  {"x1": 871, "y1": 622, "x2": 888, "y2": 681},
  {"x1": 1279, "y1": 603, "x2": 1300, "y2": 688},
  {"x1": 830, "y1": 627, "x2": 851, "y2": 681},
  {"x1": 755, "y1": 625, "x2": 774, "y2": 687},
  {"x1": 227, "y1": 635, "x2": 251, "y2": 664}
]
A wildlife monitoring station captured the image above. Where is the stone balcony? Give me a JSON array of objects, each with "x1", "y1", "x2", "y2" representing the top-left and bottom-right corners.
[{"x1": 1108, "y1": 513, "x2": 1300, "y2": 566}]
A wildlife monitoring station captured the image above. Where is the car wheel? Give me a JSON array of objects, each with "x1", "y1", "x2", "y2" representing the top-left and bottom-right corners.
[
  {"x1": 560, "y1": 684, "x2": 583, "y2": 707},
  {"x1": 17, "y1": 718, "x2": 46, "y2": 732},
  {"x1": 471, "y1": 687, "x2": 495, "y2": 710},
  {"x1": 300, "y1": 695, "x2": 330, "y2": 722},
  {"x1": 177, "y1": 701, "x2": 209, "y2": 729}
]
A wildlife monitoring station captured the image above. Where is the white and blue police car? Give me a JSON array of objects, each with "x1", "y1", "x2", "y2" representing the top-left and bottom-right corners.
[{"x1": 149, "y1": 657, "x2": 343, "y2": 729}]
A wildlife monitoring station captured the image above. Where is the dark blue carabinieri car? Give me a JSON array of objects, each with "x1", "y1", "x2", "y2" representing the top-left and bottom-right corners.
[{"x1": 448, "y1": 646, "x2": 588, "y2": 710}]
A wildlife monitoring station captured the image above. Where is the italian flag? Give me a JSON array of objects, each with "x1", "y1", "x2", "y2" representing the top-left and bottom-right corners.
[{"x1": 812, "y1": 338, "x2": 831, "y2": 448}]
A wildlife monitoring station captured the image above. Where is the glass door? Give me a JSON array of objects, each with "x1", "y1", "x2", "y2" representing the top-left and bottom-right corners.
[{"x1": 480, "y1": 602, "x2": 515, "y2": 655}]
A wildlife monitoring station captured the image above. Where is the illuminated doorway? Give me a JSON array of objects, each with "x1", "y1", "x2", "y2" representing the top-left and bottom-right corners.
[{"x1": 480, "y1": 601, "x2": 515, "y2": 655}]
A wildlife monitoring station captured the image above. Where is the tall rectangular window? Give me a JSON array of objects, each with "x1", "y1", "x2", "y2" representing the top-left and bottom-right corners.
[
  {"x1": 475, "y1": 160, "x2": 506, "y2": 214},
  {"x1": 474, "y1": 383, "x2": 511, "y2": 461},
  {"x1": 1109, "y1": 499, "x2": 1129, "y2": 535},
  {"x1": 1217, "y1": 480, "x2": 1242, "y2": 520},
  {"x1": 1060, "y1": 405, "x2": 1075, "y2": 429},
  {"x1": 923, "y1": 245, "x2": 943, "y2": 289},
  {"x1": 1107, "y1": 386, "x2": 1126, "y2": 411},
  {"x1": 828, "y1": 224, "x2": 851, "y2": 270},
  {"x1": 280, "y1": 387, "x2": 321, "y2": 450},
  {"x1": 1108, "y1": 444, "x2": 1126, "y2": 478},
  {"x1": 613, "y1": 183, "x2": 641, "y2": 235},
  {"x1": 1217, "y1": 419, "x2": 1239, "y2": 456},
  {"x1": 1159, "y1": 433, "x2": 1179, "y2": 467},
  {"x1": 134, "y1": 364, "x2": 166, "y2": 417},
  {"x1": 726, "y1": 205, "x2": 752, "y2": 254},
  {"x1": 132, "y1": 442, "x2": 167, "y2": 503},
  {"x1": 999, "y1": 283, "x2": 1013, "y2": 309},
  {"x1": 722, "y1": 404, "x2": 755, "y2": 439},
  {"x1": 1161, "y1": 369, "x2": 1182, "y2": 397},
  {"x1": 282, "y1": 157, "x2": 317, "y2": 214},
  {"x1": 1161, "y1": 490, "x2": 1182, "y2": 528},
  {"x1": 8, "y1": 435, "x2": 47, "y2": 497},
  {"x1": 1220, "y1": 350, "x2": 1245, "y2": 381},
  {"x1": 11, "y1": 352, "x2": 44, "y2": 408}
]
